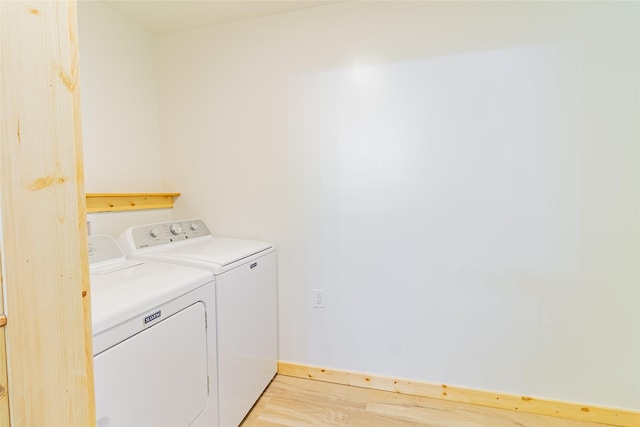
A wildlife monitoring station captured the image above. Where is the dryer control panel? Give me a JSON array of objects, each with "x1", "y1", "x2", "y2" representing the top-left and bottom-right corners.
[{"x1": 130, "y1": 219, "x2": 211, "y2": 249}]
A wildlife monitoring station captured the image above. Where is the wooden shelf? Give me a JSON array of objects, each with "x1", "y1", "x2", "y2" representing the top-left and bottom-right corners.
[{"x1": 85, "y1": 193, "x2": 180, "y2": 213}]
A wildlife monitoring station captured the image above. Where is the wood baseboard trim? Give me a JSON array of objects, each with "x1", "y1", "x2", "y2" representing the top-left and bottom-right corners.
[
  {"x1": 277, "y1": 361, "x2": 639, "y2": 427},
  {"x1": 85, "y1": 193, "x2": 180, "y2": 213}
]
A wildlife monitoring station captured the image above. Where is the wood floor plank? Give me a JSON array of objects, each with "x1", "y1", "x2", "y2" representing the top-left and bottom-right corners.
[{"x1": 241, "y1": 375, "x2": 617, "y2": 427}]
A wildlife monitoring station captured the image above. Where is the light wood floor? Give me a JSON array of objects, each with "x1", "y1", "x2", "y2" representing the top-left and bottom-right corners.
[{"x1": 240, "y1": 375, "x2": 617, "y2": 427}]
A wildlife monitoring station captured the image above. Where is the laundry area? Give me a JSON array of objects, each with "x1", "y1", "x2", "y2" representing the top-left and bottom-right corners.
[
  {"x1": 0, "y1": 1, "x2": 638, "y2": 427},
  {"x1": 88, "y1": 221, "x2": 276, "y2": 427}
]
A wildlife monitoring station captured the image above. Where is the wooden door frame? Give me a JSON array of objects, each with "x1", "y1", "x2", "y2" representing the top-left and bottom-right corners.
[{"x1": 0, "y1": 1, "x2": 95, "y2": 425}]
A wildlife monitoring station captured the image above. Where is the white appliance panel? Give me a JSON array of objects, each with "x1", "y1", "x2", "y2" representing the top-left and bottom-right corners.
[
  {"x1": 217, "y1": 251, "x2": 278, "y2": 427},
  {"x1": 94, "y1": 302, "x2": 209, "y2": 427},
  {"x1": 91, "y1": 261, "x2": 212, "y2": 335}
]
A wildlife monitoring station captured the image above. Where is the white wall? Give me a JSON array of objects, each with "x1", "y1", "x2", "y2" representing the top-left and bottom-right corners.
[
  {"x1": 157, "y1": 1, "x2": 639, "y2": 410},
  {"x1": 86, "y1": 209, "x2": 173, "y2": 238},
  {"x1": 78, "y1": 0, "x2": 163, "y2": 193}
]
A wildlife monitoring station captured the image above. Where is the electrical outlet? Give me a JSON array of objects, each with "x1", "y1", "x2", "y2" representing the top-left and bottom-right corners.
[{"x1": 313, "y1": 288, "x2": 324, "y2": 308}]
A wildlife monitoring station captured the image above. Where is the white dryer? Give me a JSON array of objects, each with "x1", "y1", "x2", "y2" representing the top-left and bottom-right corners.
[
  {"x1": 119, "y1": 220, "x2": 277, "y2": 427},
  {"x1": 89, "y1": 235, "x2": 218, "y2": 427}
]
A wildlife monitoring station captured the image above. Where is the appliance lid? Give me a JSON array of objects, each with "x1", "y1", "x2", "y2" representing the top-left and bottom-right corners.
[
  {"x1": 143, "y1": 236, "x2": 274, "y2": 267},
  {"x1": 90, "y1": 259, "x2": 214, "y2": 335}
]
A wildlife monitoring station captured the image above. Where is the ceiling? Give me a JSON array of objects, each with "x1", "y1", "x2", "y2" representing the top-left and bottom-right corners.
[{"x1": 101, "y1": 0, "x2": 341, "y2": 35}]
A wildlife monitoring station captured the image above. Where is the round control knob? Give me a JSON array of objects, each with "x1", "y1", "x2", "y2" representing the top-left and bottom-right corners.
[
  {"x1": 149, "y1": 228, "x2": 160, "y2": 238},
  {"x1": 169, "y1": 223, "x2": 183, "y2": 235},
  {"x1": 189, "y1": 222, "x2": 199, "y2": 231}
]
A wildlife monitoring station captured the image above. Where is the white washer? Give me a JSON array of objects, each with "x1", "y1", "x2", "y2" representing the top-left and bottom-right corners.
[
  {"x1": 89, "y1": 235, "x2": 218, "y2": 427},
  {"x1": 119, "y1": 220, "x2": 278, "y2": 427}
]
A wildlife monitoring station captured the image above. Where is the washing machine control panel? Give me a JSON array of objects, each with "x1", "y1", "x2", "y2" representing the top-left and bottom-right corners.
[
  {"x1": 88, "y1": 235, "x2": 125, "y2": 264},
  {"x1": 131, "y1": 219, "x2": 211, "y2": 249}
]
